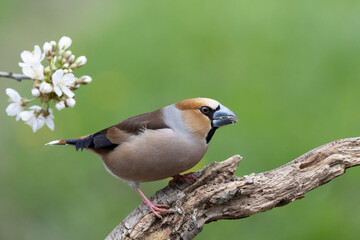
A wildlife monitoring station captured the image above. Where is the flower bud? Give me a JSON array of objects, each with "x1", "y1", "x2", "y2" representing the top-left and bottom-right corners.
[
  {"x1": 50, "y1": 58, "x2": 56, "y2": 69},
  {"x1": 55, "y1": 101, "x2": 65, "y2": 111},
  {"x1": 50, "y1": 41, "x2": 57, "y2": 57},
  {"x1": 64, "y1": 50, "x2": 72, "y2": 58},
  {"x1": 65, "y1": 98, "x2": 76, "y2": 108},
  {"x1": 39, "y1": 82, "x2": 53, "y2": 94},
  {"x1": 31, "y1": 88, "x2": 41, "y2": 97},
  {"x1": 77, "y1": 75, "x2": 92, "y2": 84},
  {"x1": 58, "y1": 36, "x2": 72, "y2": 50},
  {"x1": 43, "y1": 42, "x2": 52, "y2": 57},
  {"x1": 68, "y1": 55, "x2": 75, "y2": 64},
  {"x1": 75, "y1": 56, "x2": 87, "y2": 67}
]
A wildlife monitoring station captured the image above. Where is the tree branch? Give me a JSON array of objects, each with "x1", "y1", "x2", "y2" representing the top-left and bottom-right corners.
[
  {"x1": 0, "y1": 71, "x2": 31, "y2": 82},
  {"x1": 105, "y1": 137, "x2": 360, "y2": 240}
]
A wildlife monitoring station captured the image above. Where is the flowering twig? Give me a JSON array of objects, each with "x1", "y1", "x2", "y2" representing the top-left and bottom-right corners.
[
  {"x1": 4, "y1": 36, "x2": 92, "y2": 132},
  {"x1": 0, "y1": 72, "x2": 31, "y2": 82}
]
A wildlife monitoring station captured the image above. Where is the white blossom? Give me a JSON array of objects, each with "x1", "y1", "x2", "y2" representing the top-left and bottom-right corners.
[
  {"x1": 39, "y1": 82, "x2": 53, "y2": 94},
  {"x1": 52, "y1": 69, "x2": 75, "y2": 97},
  {"x1": 21, "y1": 63, "x2": 44, "y2": 80},
  {"x1": 19, "y1": 106, "x2": 45, "y2": 132},
  {"x1": 58, "y1": 36, "x2": 72, "y2": 50},
  {"x1": 19, "y1": 45, "x2": 44, "y2": 80},
  {"x1": 19, "y1": 45, "x2": 44, "y2": 67},
  {"x1": 65, "y1": 97, "x2": 76, "y2": 108},
  {"x1": 31, "y1": 88, "x2": 41, "y2": 97},
  {"x1": 44, "y1": 108, "x2": 55, "y2": 131},
  {"x1": 19, "y1": 106, "x2": 54, "y2": 132},
  {"x1": 5, "y1": 88, "x2": 23, "y2": 121},
  {"x1": 18, "y1": 48, "x2": 44, "y2": 80},
  {"x1": 55, "y1": 101, "x2": 65, "y2": 111}
]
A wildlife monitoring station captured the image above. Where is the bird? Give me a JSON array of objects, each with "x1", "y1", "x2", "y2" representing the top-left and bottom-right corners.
[{"x1": 46, "y1": 97, "x2": 238, "y2": 218}]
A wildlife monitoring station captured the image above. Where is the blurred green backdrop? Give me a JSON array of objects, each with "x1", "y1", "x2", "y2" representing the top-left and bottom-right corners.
[{"x1": 1, "y1": 0, "x2": 360, "y2": 239}]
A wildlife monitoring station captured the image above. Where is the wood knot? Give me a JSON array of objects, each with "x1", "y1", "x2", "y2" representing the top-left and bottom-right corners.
[{"x1": 299, "y1": 151, "x2": 332, "y2": 169}]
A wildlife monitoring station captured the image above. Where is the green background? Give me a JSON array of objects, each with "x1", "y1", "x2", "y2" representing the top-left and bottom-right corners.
[{"x1": 1, "y1": 0, "x2": 360, "y2": 239}]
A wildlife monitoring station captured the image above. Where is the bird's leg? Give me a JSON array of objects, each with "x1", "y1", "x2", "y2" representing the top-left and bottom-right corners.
[
  {"x1": 136, "y1": 188, "x2": 172, "y2": 218},
  {"x1": 169, "y1": 172, "x2": 196, "y2": 184}
]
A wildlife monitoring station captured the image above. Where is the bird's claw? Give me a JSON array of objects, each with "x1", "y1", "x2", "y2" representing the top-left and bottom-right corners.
[
  {"x1": 142, "y1": 200, "x2": 172, "y2": 218},
  {"x1": 169, "y1": 172, "x2": 196, "y2": 184}
]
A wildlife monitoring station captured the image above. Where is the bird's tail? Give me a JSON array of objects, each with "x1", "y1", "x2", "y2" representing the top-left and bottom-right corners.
[
  {"x1": 45, "y1": 135, "x2": 91, "y2": 148},
  {"x1": 45, "y1": 139, "x2": 68, "y2": 145}
]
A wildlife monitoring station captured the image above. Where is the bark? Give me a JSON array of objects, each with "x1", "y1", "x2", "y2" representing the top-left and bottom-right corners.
[{"x1": 106, "y1": 137, "x2": 360, "y2": 240}]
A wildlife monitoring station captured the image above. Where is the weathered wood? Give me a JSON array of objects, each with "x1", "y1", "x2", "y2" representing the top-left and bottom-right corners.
[{"x1": 106, "y1": 137, "x2": 360, "y2": 240}]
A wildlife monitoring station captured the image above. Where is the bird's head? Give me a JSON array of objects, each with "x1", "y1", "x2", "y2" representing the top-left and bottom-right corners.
[{"x1": 174, "y1": 98, "x2": 238, "y2": 143}]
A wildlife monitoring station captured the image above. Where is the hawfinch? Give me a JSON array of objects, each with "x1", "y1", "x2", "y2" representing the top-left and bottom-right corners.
[{"x1": 46, "y1": 98, "x2": 238, "y2": 218}]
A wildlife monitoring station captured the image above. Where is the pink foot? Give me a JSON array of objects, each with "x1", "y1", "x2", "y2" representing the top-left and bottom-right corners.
[
  {"x1": 169, "y1": 172, "x2": 196, "y2": 184},
  {"x1": 142, "y1": 200, "x2": 172, "y2": 218},
  {"x1": 136, "y1": 188, "x2": 172, "y2": 218}
]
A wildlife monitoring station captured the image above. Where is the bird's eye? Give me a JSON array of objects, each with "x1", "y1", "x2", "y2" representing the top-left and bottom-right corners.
[{"x1": 200, "y1": 106, "x2": 210, "y2": 115}]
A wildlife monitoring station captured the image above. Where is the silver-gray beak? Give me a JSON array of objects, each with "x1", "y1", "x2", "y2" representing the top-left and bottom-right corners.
[{"x1": 212, "y1": 104, "x2": 238, "y2": 128}]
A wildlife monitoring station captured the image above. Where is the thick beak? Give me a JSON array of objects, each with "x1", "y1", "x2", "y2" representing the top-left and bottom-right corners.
[{"x1": 212, "y1": 104, "x2": 239, "y2": 128}]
